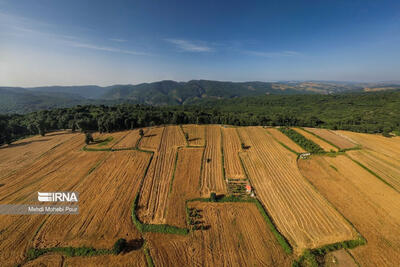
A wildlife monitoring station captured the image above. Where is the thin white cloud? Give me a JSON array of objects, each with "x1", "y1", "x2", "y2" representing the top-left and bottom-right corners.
[
  {"x1": 69, "y1": 42, "x2": 149, "y2": 56},
  {"x1": 165, "y1": 39, "x2": 213, "y2": 52},
  {"x1": 245, "y1": 50, "x2": 302, "y2": 58},
  {"x1": 109, "y1": 38, "x2": 127, "y2": 42}
]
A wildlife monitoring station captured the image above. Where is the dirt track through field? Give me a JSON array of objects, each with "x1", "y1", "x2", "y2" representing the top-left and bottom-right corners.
[
  {"x1": 237, "y1": 127, "x2": 355, "y2": 254},
  {"x1": 299, "y1": 155, "x2": 400, "y2": 267}
]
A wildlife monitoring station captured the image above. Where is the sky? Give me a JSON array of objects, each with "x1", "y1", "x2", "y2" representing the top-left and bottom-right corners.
[{"x1": 0, "y1": 0, "x2": 399, "y2": 86}]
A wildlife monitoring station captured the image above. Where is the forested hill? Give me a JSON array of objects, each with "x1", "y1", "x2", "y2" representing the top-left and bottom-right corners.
[
  {"x1": 2, "y1": 80, "x2": 399, "y2": 114},
  {"x1": 1, "y1": 90, "x2": 399, "y2": 145}
]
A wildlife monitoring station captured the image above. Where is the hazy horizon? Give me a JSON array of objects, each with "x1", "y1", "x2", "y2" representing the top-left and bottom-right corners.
[{"x1": 1, "y1": 0, "x2": 399, "y2": 87}]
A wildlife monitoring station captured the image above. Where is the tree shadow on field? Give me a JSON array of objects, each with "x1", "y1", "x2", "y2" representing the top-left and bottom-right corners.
[
  {"x1": 188, "y1": 137, "x2": 200, "y2": 142},
  {"x1": 0, "y1": 184, "x2": 4, "y2": 187},
  {"x1": 0, "y1": 139, "x2": 50, "y2": 149},
  {"x1": 144, "y1": 134, "x2": 156, "y2": 138},
  {"x1": 123, "y1": 238, "x2": 144, "y2": 252}
]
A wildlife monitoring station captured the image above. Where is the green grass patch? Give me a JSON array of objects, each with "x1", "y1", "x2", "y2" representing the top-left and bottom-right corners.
[
  {"x1": 279, "y1": 127, "x2": 324, "y2": 154},
  {"x1": 143, "y1": 244, "x2": 155, "y2": 267},
  {"x1": 329, "y1": 165, "x2": 338, "y2": 172}
]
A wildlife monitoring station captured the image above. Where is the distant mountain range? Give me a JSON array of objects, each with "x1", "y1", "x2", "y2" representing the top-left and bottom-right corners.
[{"x1": 1, "y1": 80, "x2": 399, "y2": 114}]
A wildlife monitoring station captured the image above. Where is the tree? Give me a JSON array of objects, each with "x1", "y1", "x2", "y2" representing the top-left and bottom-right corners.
[
  {"x1": 112, "y1": 238, "x2": 127, "y2": 255},
  {"x1": 139, "y1": 129, "x2": 144, "y2": 137},
  {"x1": 85, "y1": 133, "x2": 94, "y2": 145},
  {"x1": 210, "y1": 192, "x2": 217, "y2": 202}
]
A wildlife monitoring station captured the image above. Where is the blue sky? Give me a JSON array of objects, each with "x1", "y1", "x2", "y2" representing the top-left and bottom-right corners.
[{"x1": 1, "y1": 0, "x2": 399, "y2": 86}]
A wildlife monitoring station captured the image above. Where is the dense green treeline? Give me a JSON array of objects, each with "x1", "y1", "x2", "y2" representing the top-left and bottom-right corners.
[{"x1": 1, "y1": 90, "x2": 399, "y2": 145}]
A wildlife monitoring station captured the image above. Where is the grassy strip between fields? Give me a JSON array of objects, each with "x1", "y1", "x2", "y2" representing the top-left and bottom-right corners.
[
  {"x1": 143, "y1": 242, "x2": 155, "y2": 267},
  {"x1": 346, "y1": 155, "x2": 398, "y2": 192},
  {"x1": 293, "y1": 236, "x2": 366, "y2": 267},
  {"x1": 279, "y1": 127, "x2": 325, "y2": 154}
]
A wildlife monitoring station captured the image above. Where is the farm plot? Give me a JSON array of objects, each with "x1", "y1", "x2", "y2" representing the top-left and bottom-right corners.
[
  {"x1": 64, "y1": 250, "x2": 147, "y2": 267},
  {"x1": 292, "y1": 127, "x2": 338, "y2": 152},
  {"x1": 182, "y1": 124, "x2": 205, "y2": 146},
  {"x1": 0, "y1": 134, "x2": 109, "y2": 266},
  {"x1": 34, "y1": 150, "x2": 151, "y2": 249},
  {"x1": 337, "y1": 130, "x2": 400, "y2": 160},
  {"x1": 200, "y1": 125, "x2": 226, "y2": 196},
  {"x1": 265, "y1": 127, "x2": 306, "y2": 154},
  {"x1": 148, "y1": 202, "x2": 293, "y2": 266},
  {"x1": 348, "y1": 149, "x2": 400, "y2": 192},
  {"x1": 112, "y1": 129, "x2": 141, "y2": 149},
  {"x1": 138, "y1": 127, "x2": 164, "y2": 151},
  {"x1": 85, "y1": 131, "x2": 128, "y2": 150},
  {"x1": 165, "y1": 147, "x2": 203, "y2": 228},
  {"x1": 221, "y1": 127, "x2": 246, "y2": 179},
  {"x1": 138, "y1": 126, "x2": 186, "y2": 224},
  {"x1": 304, "y1": 128, "x2": 356, "y2": 149},
  {"x1": 0, "y1": 131, "x2": 76, "y2": 180},
  {"x1": 298, "y1": 155, "x2": 400, "y2": 266},
  {"x1": 237, "y1": 127, "x2": 355, "y2": 254}
]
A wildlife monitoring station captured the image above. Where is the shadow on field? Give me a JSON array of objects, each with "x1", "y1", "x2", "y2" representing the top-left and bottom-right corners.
[
  {"x1": 124, "y1": 238, "x2": 144, "y2": 252},
  {"x1": 188, "y1": 137, "x2": 200, "y2": 142},
  {"x1": 144, "y1": 134, "x2": 156, "y2": 138},
  {"x1": 0, "y1": 184, "x2": 4, "y2": 187},
  {"x1": 0, "y1": 139, "x2": 50, "y2": 149}
]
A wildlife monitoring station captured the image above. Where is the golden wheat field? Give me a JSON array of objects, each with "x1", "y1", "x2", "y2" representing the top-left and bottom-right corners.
[{"x1": 0, "y1": 126, "x2": 400, "y2": 266}]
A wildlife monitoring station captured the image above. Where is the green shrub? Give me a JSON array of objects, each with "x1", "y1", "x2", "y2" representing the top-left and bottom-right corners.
[{"x1": 113, "y1": 238, "x2": 127, "y2": 255}]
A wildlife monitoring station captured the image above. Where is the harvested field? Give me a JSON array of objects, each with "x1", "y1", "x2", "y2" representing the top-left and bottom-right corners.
[
  {"x1": 138, "y1": 127, "x2": 164, "y2": 151},
  {"x1": 138, "y1": 126, "x2": 186, "y2": 224},
  {"x1": 85, "y1": 131, "x2": 128, "y2": 150},
  {"x1": 200, "y1": 125, "x2": 226, "y2": 196},
  {"x1": 237, "y1": 127, "x2": 355, "y2": 254},
  {"x1": 299, "y1": 155, "x2": 400, "y2": 266},
  {"x1": 165, "y1": 148, "x2": 203, "y2": 227},
  {"x1": 324, "y1": 250, "x2": 358, "y2": 267},
  {"x1": 0, "y1": 134, "x2": 109, "y2": 266},
  {"x1": 148, "y1": 202, "x2": 293, "y2": 266},
  {"x1": 182, "y1": 124, "x2": 205, "y2": 146},
  {"x1": 266, "y1": 127, "x2": 306, "y2": 154},
  {"x1": 337, "y1": 130, "x2": 400, "y2": 160},
  {"x1": 348, "y1": 149, "x2": 400, "y2": 192},
  {"x1": 292, "y1": 127, "x2": 338, "y2": 152},
  {"x1": 221, "y1": 127, "x2": 246, "y2": 179},
  {"x1": 0, "y1": 131, "x2": 76, "y2": 179},
  {"x1": 304, "y1": 128, "x2": 356, "y2": 149},
  {"x1": 23, "y1": 254, "x2": 64, "y2": 267},
  {"x1": 64, "y1": 250, "x2": 147, "y2": 267},
  {"x1": 112, "y1": 129, "x2": 141, "y2": 149},
  {"x1": 34, "y1": 150, "x2": 151, "y2": 249}
]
